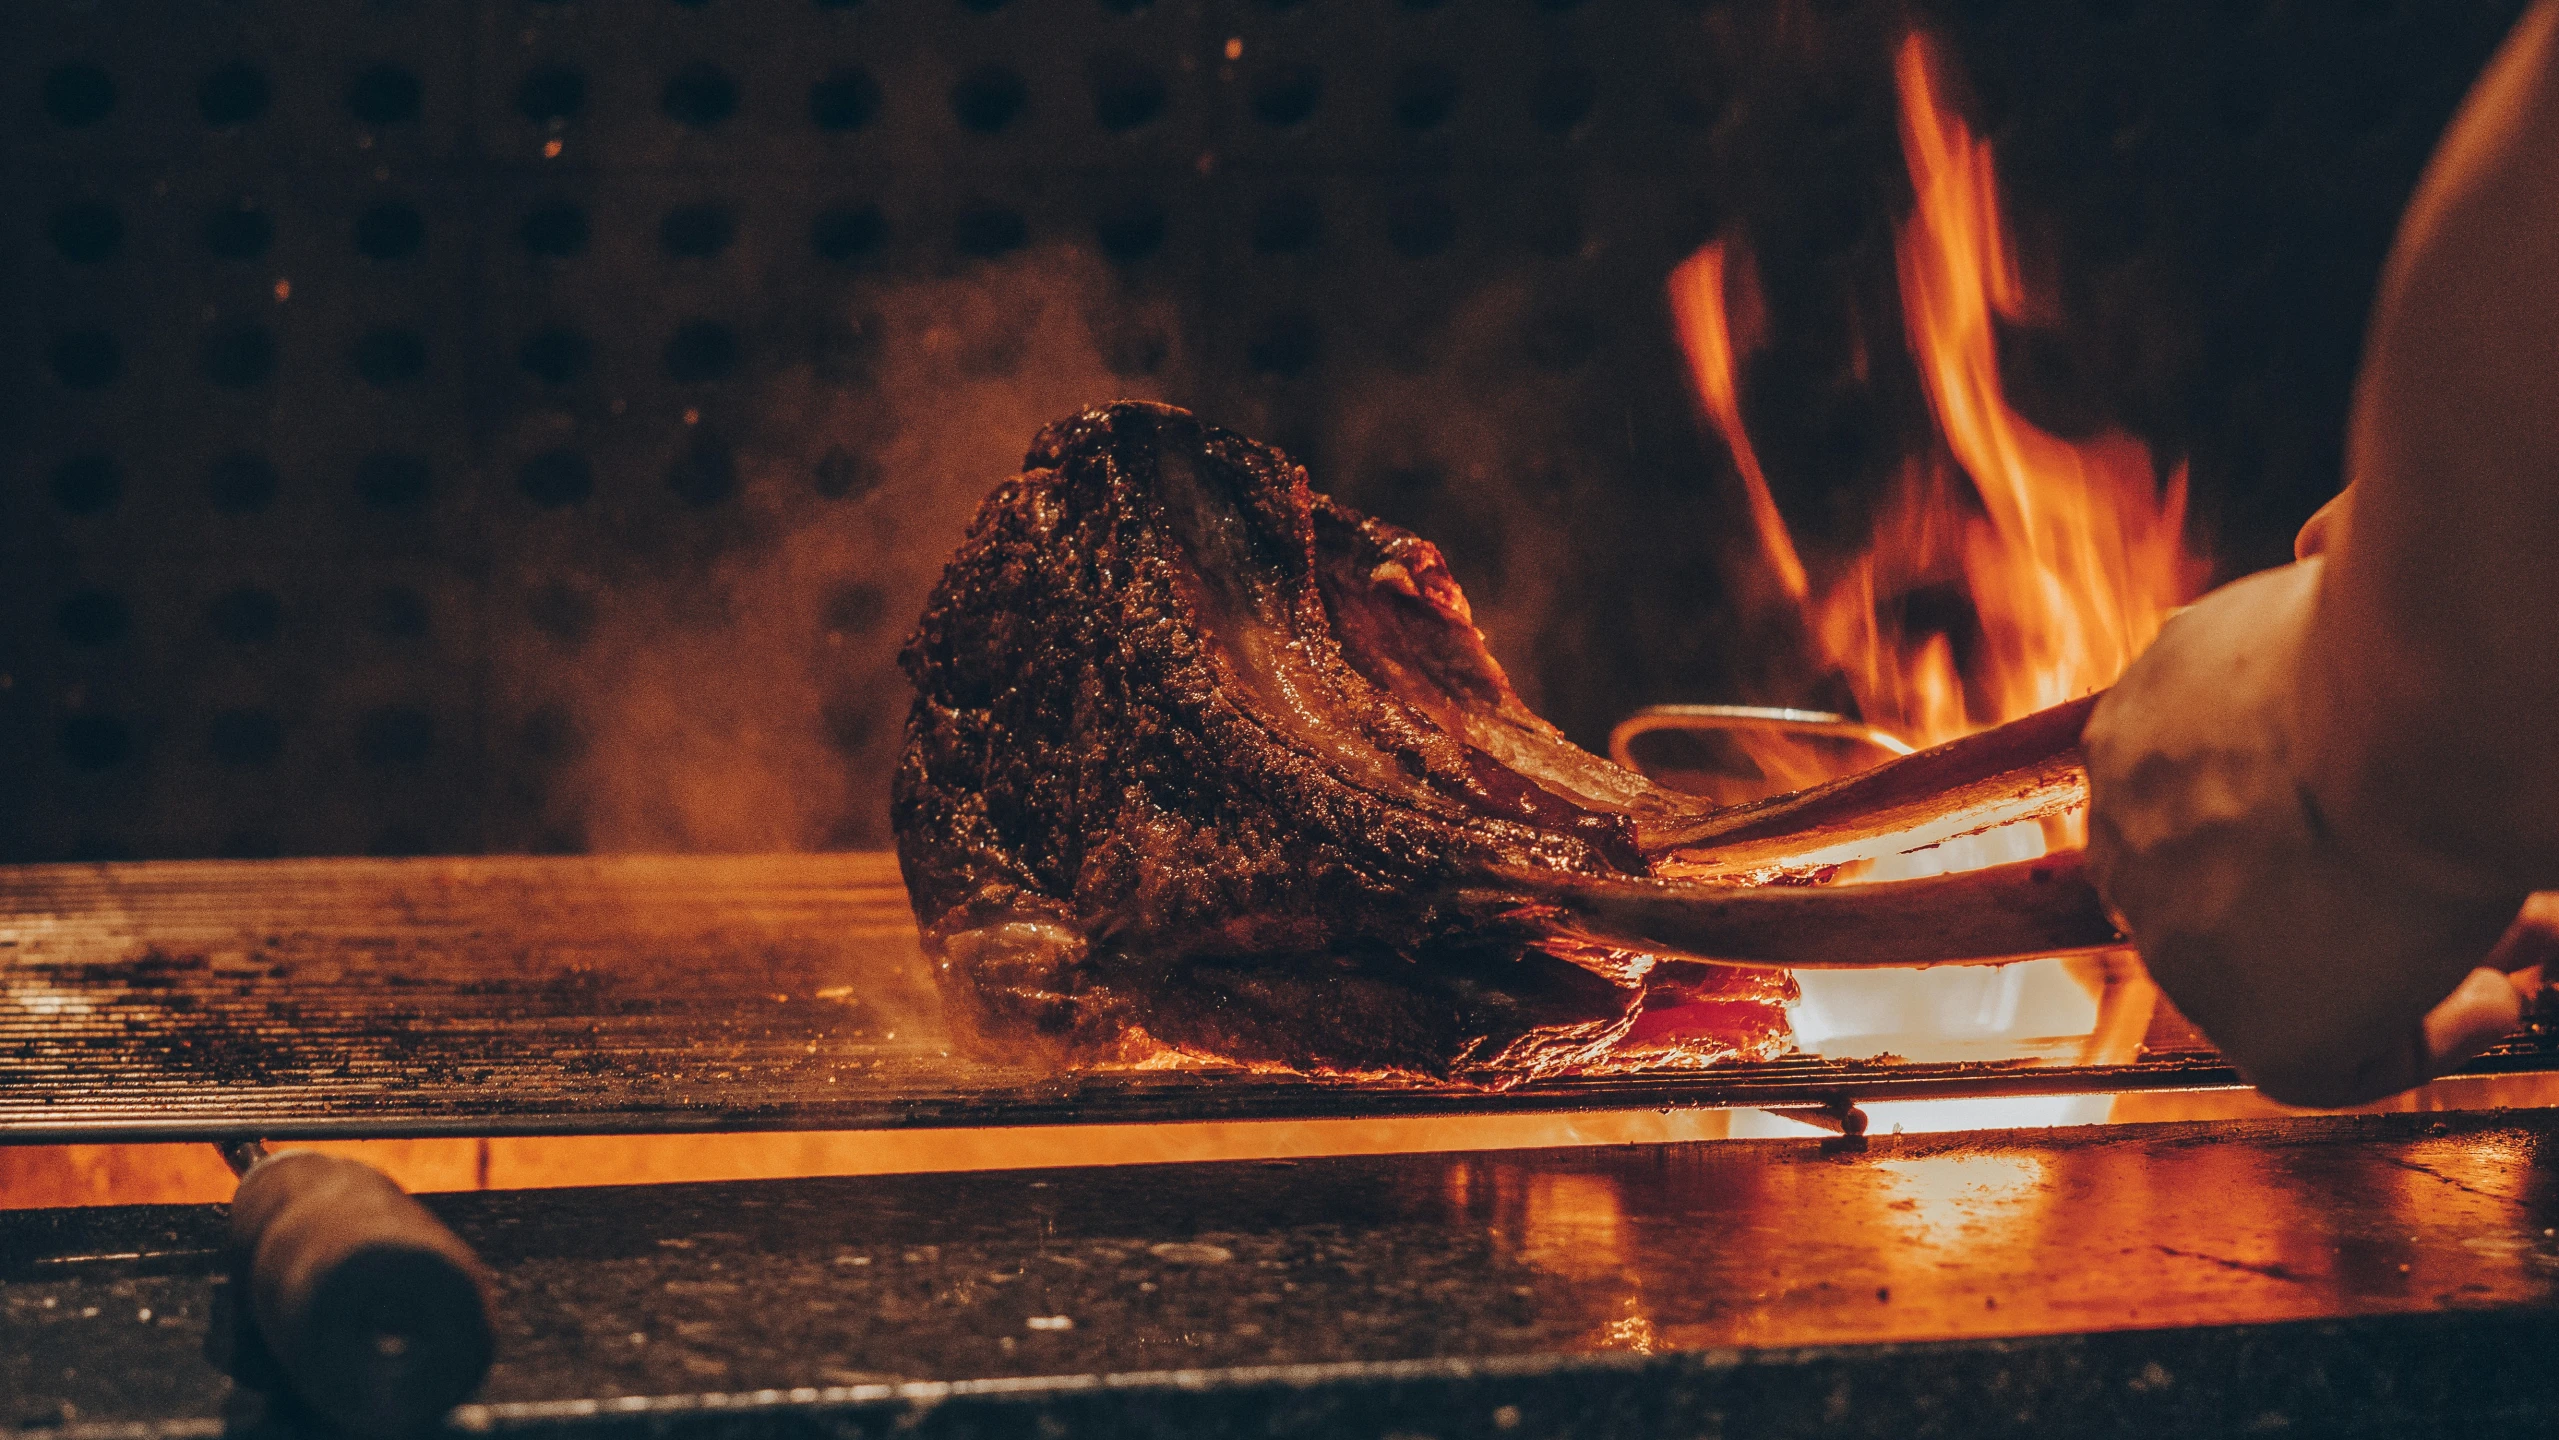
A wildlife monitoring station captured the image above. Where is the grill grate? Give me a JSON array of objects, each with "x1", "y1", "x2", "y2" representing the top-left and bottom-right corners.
[{"x1": 4, "y1": 854, "x2": 2553, "y2": 1143}]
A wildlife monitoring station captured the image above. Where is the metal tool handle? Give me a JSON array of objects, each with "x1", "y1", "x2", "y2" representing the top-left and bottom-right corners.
[
  {"x1": 1607, "y1": 704, "x2": 1915, "y2": 773},
  {"x1": 224, "y1": 1148, "x2": 496, "y2": 1439}
]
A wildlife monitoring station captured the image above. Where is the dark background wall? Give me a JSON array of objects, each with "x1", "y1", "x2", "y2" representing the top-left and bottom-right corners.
[{"x1": 1, "y1": 0, "x2": 2525, "y2": 862}]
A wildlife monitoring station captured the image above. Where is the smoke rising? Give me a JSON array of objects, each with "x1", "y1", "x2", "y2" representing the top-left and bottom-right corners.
[{"x1": 505, "y1": 246, "x2": 1175, "y2": 854}]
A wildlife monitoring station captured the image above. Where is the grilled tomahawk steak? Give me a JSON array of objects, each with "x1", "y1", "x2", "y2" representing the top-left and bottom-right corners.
[{"x1": 894, "y1": 402, "x2": 2117, "y2": 1081}]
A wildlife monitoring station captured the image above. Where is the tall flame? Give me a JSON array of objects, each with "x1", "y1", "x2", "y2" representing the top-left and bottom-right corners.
[
  {"x1": 1667, "y1": 29, "x2": 2206, "y2": 1094},
  {"x1": 1672, "y1": 32, "x2": 2203, "y2": 759}
]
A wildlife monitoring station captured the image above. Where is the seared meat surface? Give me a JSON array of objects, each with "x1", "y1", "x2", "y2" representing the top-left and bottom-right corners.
[{"x1": 894, "y1": 402, "x2": 2114, "y2": 1081}]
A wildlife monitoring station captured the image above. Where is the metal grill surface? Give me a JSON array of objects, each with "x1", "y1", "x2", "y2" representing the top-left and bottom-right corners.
[{"x1": 6, "y1": 854, "x2": 2553, "y2": 1143}]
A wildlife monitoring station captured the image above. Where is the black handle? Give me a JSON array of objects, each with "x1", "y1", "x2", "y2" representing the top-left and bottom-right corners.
[{"x1": 227, "y1": 1151, "x2": 496, "y2": 1439}]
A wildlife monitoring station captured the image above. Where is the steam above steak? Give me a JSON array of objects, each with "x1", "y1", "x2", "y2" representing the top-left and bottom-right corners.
[{"x1": 894, "y1": 402, "x2": 2117, "y2": 1082}]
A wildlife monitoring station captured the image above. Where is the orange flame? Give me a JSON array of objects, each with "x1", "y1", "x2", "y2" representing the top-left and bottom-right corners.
[
  {"x1": 1673, "y1": 32, "x2": 2204, "y2": 760},
  {"x1": 1666, "y1": 29, "x2": 2208, "y2": 1096}
]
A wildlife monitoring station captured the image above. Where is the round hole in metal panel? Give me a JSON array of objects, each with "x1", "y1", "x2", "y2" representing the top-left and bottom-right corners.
[
  {"x1": 528, "y1": 583, "x2": 597, "y2": 645},
  {"x1": 58, "y1": 715, "x2": 132, "y2": 772},
  {"x1": 812, "y1": 446, "x2": 880, "y2": 500},
  {"x1": 517, "y1": 449, "x2": 595, "y2": 508},
  {"x1": 56, "y1": 591, "x2": 131, "y2": 648},
  {"x1": 521, "y1": 706, "x2": 585, "y2": 766},
  {"x1": 50, "y1": 330, "x2": 123, "y2": 390},
  {"x1": 1246, "y1": 311, "x2": 1321, "y2": 376},
  {"x1": 812, "y1": 202, "x2": 887, "y2": 261},
  {"x1": 356, "y1": 707, "x2": 435, "y2": 770},
  {"x1": 44, "y1": 64, "x2": 116, "y2": 128},
  {"x1": 1391, "y1": 61, "x2": 1460, "y2": 131},
  {"x1": 1093, "y1": 194, "x2": 1166, "y2": 261},
  {"x1": 663, "y1": 320, "x2": 740, "y2": 383},
  {"x1": 1249, "y1": 62, "x2": 1320, "y2": 127},
  {"x1": 49, "y1": 201, "x2": 123, "y2": 263},
  {"x1": 951, "y1": 64, "x2": 1028, "y2": 133},
  {"x1": 51, "y1": 455, "x2": 123, "y2": 515}
]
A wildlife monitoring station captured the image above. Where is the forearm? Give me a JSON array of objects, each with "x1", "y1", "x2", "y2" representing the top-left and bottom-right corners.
[
  {"x1": 2082, "y1": 4, "x2": 2559, "y2": 1105},
  {"x1": 2301, "y1": 0, "x2": 2559, "y2": 896},
  {"x1": 2086, "y1": 563, "x2": 2522, "y2": 1107}
]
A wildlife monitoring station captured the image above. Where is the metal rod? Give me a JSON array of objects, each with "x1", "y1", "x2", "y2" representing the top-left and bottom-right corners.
[{"x1": 1608, "y1": 704, "x2": 1917, "y2": 775}]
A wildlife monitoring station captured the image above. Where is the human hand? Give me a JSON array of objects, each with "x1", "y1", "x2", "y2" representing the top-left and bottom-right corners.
[{"x1": 2085, "y1": 559, "x2": 2527, "y2": 1107}]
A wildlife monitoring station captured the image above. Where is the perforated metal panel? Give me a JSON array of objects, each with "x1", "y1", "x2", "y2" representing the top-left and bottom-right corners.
[{"x1": 0, "y1": 0, "x2": 2527, "y2": 861}]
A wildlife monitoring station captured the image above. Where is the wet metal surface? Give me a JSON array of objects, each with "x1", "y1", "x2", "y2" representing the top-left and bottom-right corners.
[
  {"x1": 10, "y1": 855, "x2": 2559, "y2": 1144},
  {"x1": 9, "y1": 1112, "x2": 2559, "y2": 1435}
]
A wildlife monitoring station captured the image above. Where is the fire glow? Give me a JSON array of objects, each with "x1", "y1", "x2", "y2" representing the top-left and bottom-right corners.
[
  {"x1": 1672, "y1": 32, "x2": 2203, "y2": 778},
  {"x1": 1668, "y1": 31, "x2": 2209, "y2": 1096}
]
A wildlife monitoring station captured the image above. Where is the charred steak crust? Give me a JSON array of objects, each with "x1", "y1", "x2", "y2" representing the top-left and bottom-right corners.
[{"x1": 895, "y1": 401, "x2": 1784, "y2": 1078}]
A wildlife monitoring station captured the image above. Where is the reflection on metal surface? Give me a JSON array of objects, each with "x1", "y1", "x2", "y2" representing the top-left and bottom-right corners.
[
  {"x1": 1515, "y1": 1171, "x2": 1630, "y2": 1285},
  {"x1": 1870, "y1": 1153, "x2": 2050, "y2": 1248},
  {"x1": 18, "y1": 1115, "x2": 2559, "y2": 1429},
  {"x1": 1735, "y1": 1094, "x2": 2114, "y2": 1138}
]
